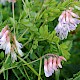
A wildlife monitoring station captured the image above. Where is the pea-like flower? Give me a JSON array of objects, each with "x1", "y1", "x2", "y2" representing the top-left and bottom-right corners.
[
  {"x1": 55, "y1": 8, "x2": 80, "y2": 40},
  {"x1": 5, "y1": 35, "x2": 11, "y2": 54},
  {"x1": 11, "y1": 45, "x2": 17, "y2": 63},
  {"x1": 0, "y1": 0, "x2": 16, "y2": 5},
  {"x1": 0, "y1": 0, "x2": 7, "y2": 5},
  {"x1": 0, "y1": 25, "x2": 24, "y2": 63},
  {"x1": 44, "y1": 55, "x2": 66, "y2": 77},
  {"x1": 8, "y1": 0, "x2": 16, "y2": 3},
  {"x1": 13, "y1": 36, "x2": 24, "y2": 57},
  {"x1": 0, "y1": 26, "x2": 11, "y2": 54}
]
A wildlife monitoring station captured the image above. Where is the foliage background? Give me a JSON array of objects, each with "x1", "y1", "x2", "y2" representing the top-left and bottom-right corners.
[{"x1": 0, "y1": 0, "x2": 80, "y2": 80}]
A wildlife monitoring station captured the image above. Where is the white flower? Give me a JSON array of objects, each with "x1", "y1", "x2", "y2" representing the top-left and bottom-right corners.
[
  {"x1": 11, "y1": 51, "x2": 17, "y2": 63},
  {"x1": 7, "y1": 0, "x2": 16, "y2": 3},
  {"x1": 44, "y1": 55, "x2": 66, "y2": 77},
  {"x1": 55, "y1": 23, "x2": 69, "y2": 40},
  {"x1": 0, "y1": 26, "x2": 24, "y2": 62},
  {"x1": 0, "y1": 30, "x2": 11, "y2": 54},
  {"x1": 13, "y1": 36, "x2": 24, "y2": 57},
  {"x1": 5, "y1": 42, "x2": 11, "y2": 54},
  {"x1": 0, "y1": 0, "x2": 7, "y2": 5},
  {"x1": 55, "y1": 8, "x2": 80, "y2": 40},
  {"x1": 44, "y1": 59, "x2": 50, "y2": 77},
  {"x1": 5, "y1": 34, "x2": 11, "y2": 54},
  {"x1": 0, "y1": 26, "x2": 11, "y2": 54},
  {"x1": 0, "y1": 30, "x2": 9, "y2": 49},
  {"x1": 44, "y1": 57, "x2": 54, "y2": 77},
  {"x1": 48, "y1": 57, "x2": 54, "y2": 74},
  {"x1": 17, "y1": 48, "x2": 24, "y2": 57}
]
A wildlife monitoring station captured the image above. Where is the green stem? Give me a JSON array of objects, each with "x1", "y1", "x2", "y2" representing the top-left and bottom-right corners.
[
  {"x1": 17, "y1": 56, "x2": 39, "y2": 77},
  {"x1": 6, "y1": 70, "x2": 8, "y2": 80},
  {"x1": 38, "y1": 58, "x2": 42, "y2": 80},
  {"x1": 22, "y1": 0, "x2": 25, "y2": 5},
  {"x1": 0, "y1": 54, "x2": 10, "y2": 74},
  {"x1": 0, "y1": 67, "x2": 5, "y2": 74},
  {"x1": 55, "y1": 69, "x2": 60, "y2": 80},
  {"x1": 12, "y1": 69, "x2": 20, "y2": 79},
  {"x1": 12, "y1": 2, "x2": 15, "y2": 35},
  {"x1": 5, "y1": 54, "x2": 10, "y2": 63},
  {"x1": 23, "y1": 65, "x2": 30, "y2": 80},
  {"x1": 18, "y1": 28, "x2": 28, "y2": 40}
]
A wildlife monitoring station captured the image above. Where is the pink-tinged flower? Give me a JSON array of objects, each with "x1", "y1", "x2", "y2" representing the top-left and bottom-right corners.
[
  {"x1": 44, "y1": 54, "x2": 66, "y2": 77},
  {"x1": 55, "y1": 23, "x2": 69, "y2": 40},
  {"x1": 0, "y1": 30, "x2": 9, "y2": 50},
  {"x1": 57, "y1": 56, "x2": 66, "y2": 68},
  {"x1": 44, "y1": 59, "x2": 50, "y2": 77},
  {"x1": 57, "y1": 57, "x2": 62, "y2": 68},
  {"x1": 7, "y1": 0, "x2": 16, "y2": 3},
  {"x1": 0, "y1": 26, "x2": 24, "y2": 63},
  {"x1": 0, "y1": 25, "x2": 8, "y2": 36},
  {"x1": 0, "y1": 26, "x2": 11, "y2": 54},
  {"x1": 1, "y1": 31, "x2": 11, "y2": 54},
  {"x1": 52, "y1": 57, "x2": 57, "y2": 71},
  {"x1": 44, "y1": 57, "x2": 55, "y2": 77},
  {"x1": 13, "y1": 36, "x2": 24, "y2": 57},
  {"x1": 48, "y1": 57, "x2": 54, "y2": 74},
  {"x1": 55, "y1": 8, "x2": 80, "y2": 40},
  {"x1": 58, "y1": 11, "x2": 66, "y2": 23},
  {"x1": 59, "y1": 56, "x2": 66, "y2": 61},
  {"x1": 5, "y1": 35, "x2": 11, "y2": 54}
]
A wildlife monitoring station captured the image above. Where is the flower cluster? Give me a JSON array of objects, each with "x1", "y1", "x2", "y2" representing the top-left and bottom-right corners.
[
  {"x1": 55, "y1": 8, "x2": 80, "y2": 40},
  {"x1": 0, "y1": 0, "x2": 16, "y2": 5},
  {"x1": 8, "y1": 0, "x2": 16, "y2": 3},
  {"x1": 0, "y1": 25, "x2": 11, "y2": 54},
  {"x1": 0, "y1": 26, "x2": 24, "y2": 62},
  {"x1": 0, "y1": 0, "x2": 7, "y2": 5},
  {"x1": 11, "y1": 36, "x2": 24, "y2": 62},
  {"x1": 44, "y1": 55, "x2": 66, "y2": 77}
]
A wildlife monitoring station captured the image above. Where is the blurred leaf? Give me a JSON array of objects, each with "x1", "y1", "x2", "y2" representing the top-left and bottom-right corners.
[{"x1": 0, "y1": 51, "x2": 4, "y2": 59}]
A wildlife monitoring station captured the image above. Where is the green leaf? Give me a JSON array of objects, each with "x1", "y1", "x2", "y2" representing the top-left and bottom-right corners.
[
  {"x1": 0, "y1": 51, "x2": 4, "y2": 59},
  {"x1": 30, "y1": 25, "x2": 38, "y2": 32},
  {"x1": 52, "y1": 36, "x2": 60, "y2": 43},
  {"x1": 60, "y1": 43, "x2": 68, "y2": 50},
  {"x1": 48, "y1": 31, "x2": 56, "y2": 42},
  {"x1": 39, "y1": 25, "x2": 49, "y2": 39},
  {"x1": 39, "y1": 26, "x2": 44, "y2": 35},
  {"x1": 30, "y1": 53, "x2": 38, "y2": 60},
  {"x1": 60, "y1": 48, "x2": 70, "y2": 60},
  {"x1": 64, "y1": 41, "x2": 72, "y2": 51},
  {"x1": 73, "y1": 75, "x2": 80, "y2": 80},
  {"x1": 17, "y1": 56, "x2": 39, "y2": 77},
  {"x1": 68, "y1": 71, "x2": 80, "y2": 80},
  {"x1": 9, "y1": 17, "x2": 15, "y2": 24},
  {"x1": 32, "y1": 40, "x2": 38, "y2": 49},
  {"x1": 21, "y1": 19, "x2": 33, "y2": 27},
  {"x1": 59, "y1": 42, "x2": 71, "y2": 60}
]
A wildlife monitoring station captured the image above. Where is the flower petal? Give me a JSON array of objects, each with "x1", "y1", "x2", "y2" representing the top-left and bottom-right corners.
[
  {"x1": 48, "y1": 57, "x2": 54, "y2": 73},
  {"x1": 11, "y1": 51, "x2": 17, "y2": 63},
  {"x1": 52, "y1": 57, "x2": 57, "y2": 71}
]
